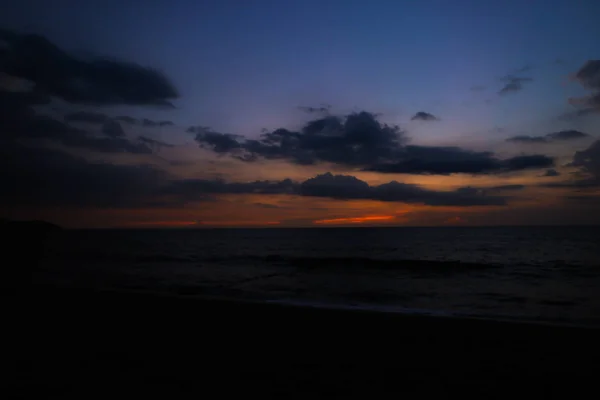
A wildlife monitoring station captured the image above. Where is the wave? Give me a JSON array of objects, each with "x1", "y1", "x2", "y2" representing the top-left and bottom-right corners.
[
  {"x1": 47, "y1": 251, "x2": 598, "y2": 273},
  {"x1": 47, "y1": 250, "x2": 502, "y2": 270},
  {"x1": 201, "y1": 254, "x2": 501, "y2": 271},
  {"x1": 46, "y1": 251, "x2": 200, "y2": 264}
]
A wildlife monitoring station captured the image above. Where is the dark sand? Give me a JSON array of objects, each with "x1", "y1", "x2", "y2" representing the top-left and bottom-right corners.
[{"x1": 7, "y1": 284, "x2": 600, "y2": 398}]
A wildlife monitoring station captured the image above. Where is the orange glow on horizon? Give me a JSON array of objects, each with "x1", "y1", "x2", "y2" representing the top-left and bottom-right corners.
[
  {"x1": 445, "y1": 216, "x2": 463, "y2": 225},
  {"x1": 197, "y1": 220, "x2": 281, "y2": 227},
  {"x1": 123, "y1": 220, "x2": 199, "y2": 228},
  {"x1": 313, "y1": 215, "x2": 396, "y2": 225}
]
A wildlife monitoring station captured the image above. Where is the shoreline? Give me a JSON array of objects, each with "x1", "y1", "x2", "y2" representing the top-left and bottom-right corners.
[{"x1": 10, "y1": 284, "x2": 600, "y2": 397}]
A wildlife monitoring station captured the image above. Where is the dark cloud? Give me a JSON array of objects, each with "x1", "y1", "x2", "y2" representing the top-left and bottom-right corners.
[
  {"x1": 565, "y1": 195, "x2": 600, "y2": 203},
  {"x1": 195, "y1": 111, "x2": 406, "y2": 166},
  {"x1": 548, "y1": 130, "x2": 590, "y2": 140},
  {"x1": 0, "y1": 28, "x2": 178, "y2": 106},
  {"x1": 64, "y1": 111, "x2": 108, "y2": 124},
  {"x1": 138, "y1": 136, "x2": 175, "y2": 151},
  {"x1": 541, "y1": 140, "x2": 600, "y2": 189},
  {"x1": 0, "y1": 143, "x2": 164, "y2": 208},
  {"x1": 300, "y1": 173, "x2": 370, "y2": 199},
  {"x1": 1, "y1": 88, "x2": 50, "y2": 124},
  {"x1": 571, "y1": 139, "x2": 600, "y2": 183},
  {"x1": 298, "y1": 104, "x2": 331, "y2": 114},
  {"x1": 0, "y1": 89, "x2": 151, "y2": 154},
  {"x1": 142, "y1": 119, "x2": 158, "y2": 127},
  {"x1": 503, "y1": 155, "x2": 553, "y2": 171},
  {"x1": 191, "y1": 127, "x2": 243, "y2": 153},
  {"x1": 543, "y1": 169, "x2": 560, "y2": 177},
  {"x1": 486, "y1": 184, "x2": 525, "y2": 191},
  {"x1": 410, "y1": 111, "x2": 439, "y2": 121},
  {"x1": 575, "y1": 60, "x2": 600, "y2": 90},
  {"x1": 559, "y1": 108, "x2": 598, "y2": 120},
  {"x1": 366, "y1": 146, "x2": 553, "y2": 175},
  {"x1": 506, "y1": 135, "x2": 548, "y2": 144},
  {"x1": 162, "y1": 173, "x2": 509, "y2": 207},
  {"x1": 0, "y1": 139, "x2": 512, "y2": 210},
  {"x1": 567, "y1": 60, "x2": 600, "y2": 116},
  {"x1": 101, "y1": 120, "x2": 125, "y2": 137},
  {"x1": 193, "y1": 111, "x2": 553, "y2": 175},
  {"x1": 162, "y1": 178, "x2": 298, "y2": 199},
  {"x1": 498, "y1": 76, "x2": 533, "y2": 95},
  {"x1": 300, "y1": 173, "x2": 507, "y2": 206},
  {"x1": 366, "y1": 146, "x2": 496, "y2": 174},
  {"x1": 115, "y1": 116, "x2": 138, "y2": 124},
  {"x1": 142, "y1": 118, "x2": 174, "y2": 127},
  {"x1": 507, "y1": 130, "x2": 589, "y2": 143}
]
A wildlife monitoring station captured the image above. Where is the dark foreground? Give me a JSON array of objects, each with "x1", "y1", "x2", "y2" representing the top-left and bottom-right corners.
[{"x1": 7, "y1": 285, "x2": 600, "y2": 398}]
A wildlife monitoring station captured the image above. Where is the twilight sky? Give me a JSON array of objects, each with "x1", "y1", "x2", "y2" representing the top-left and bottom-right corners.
[{"x1": 1, "y1": 0, "x2": 599, "y2": 228}]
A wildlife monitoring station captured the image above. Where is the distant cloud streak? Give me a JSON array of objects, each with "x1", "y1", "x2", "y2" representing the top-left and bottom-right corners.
[
  {"x1": 411, "y1": 111, "x2": 439, "y2": 121},
  {"x1": 506, "y1": 130, "x2": 590, "y2": 144},
  {"x1": 498, "y1": 76, "x2": 533, "y2": 95}
]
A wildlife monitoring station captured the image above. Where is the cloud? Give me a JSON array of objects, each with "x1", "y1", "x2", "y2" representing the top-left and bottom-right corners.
[
  {"x1": 165, "y1": 173, "x2": 509, "y2": 207},
  {"x1": 190, "y1": 127, "x2": 243, "y2": 153},
  {"x1": 64, "y1": 111, "x2": 109, "y2": 124},
  {"x1": 300, "y1": 173, "x2": 369, "y2": 199},
  {"x1": 543, "y1": 169, "x2": 560, "y2": 177},
  {"x1": 503, "y1": 155, "x2": 553, "y2": 171},
  {"x1": 575, "y1": 60, "x2": 600, "y2": 90},
  {"x1": 162, "y1": 178, "x2": 298, "y2": 199},
  {"x1": 571, "y1": 139, "x2": 600, "y2": 183},
  {"x1": 541, "y1": 140, "x2": 600, "y2": 188},
  {"x1": 0, "y1": 143, "x2": 164, "y2": 208},
  {"x1": 0, "y1": 139, "x2": 513, "y2": 210},
  {"x1": 366, "y1": 146, "x2": 553, "y2": 175},
  {"x1": 193, "y1": 111, "x2": 554, "y2": 175},
  {"x1": 138, "y1": 136, "x2": 175, "y2": 151},
  {"x1": 0, "y1": 28, "x2": 178, "y2": 106},
  {"x1": 565, "y1": 195, "x2": 600, "y2": 204},
  {"x1": 506, "y1": 135, "x2": 548, "y2": 144},
  {"x1": 506, "y1": 130, "x2": 589, "y2": 143},
  {"x1": 115, "y1": 116, "x2": 138, "y2": 124},
  {"x1": 486, "y1": 184, "x2": 525, "y2": 191},
  {"x1": 566, "y1": 60, "x2": 600, "y2": 116},
  {"x1": 559, "y1": 107, "x2": 598, "y2": 120},
  {"x1": 410, "y1": 111, "x2": 439, "y2": 121},
  {"x1": 143, "y1": 118, "x2": 174, "y2": 127},
  {"x1": 0, "y1": 89, "x2": 151, "y2": 154},
  {"x1": 298, "y1": 104, "x2": 331, "y2": 114},
  {"x1": 194, "y1": 111, "x2": 407, "y2": 166},
  {"x1": 547, "y1": 130, "x2": 590, "y2": 140},
  {"x1": 300, "y1": 173, "x2": 507, "y2": 206},
  {"x1": 101, "y1": 120, "x2": 125, "y2": 137},
  {"x1": 498, "y1": 76, "x2": 533, "y2": 95}
]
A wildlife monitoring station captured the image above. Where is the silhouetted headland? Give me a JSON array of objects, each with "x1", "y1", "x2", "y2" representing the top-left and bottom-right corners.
[{"x1": 2, "y1": 219, "x2": 62, "y2": 287}]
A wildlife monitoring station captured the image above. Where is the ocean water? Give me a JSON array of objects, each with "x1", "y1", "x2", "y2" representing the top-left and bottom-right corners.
[{"x1": 35, "y1": 226, "x2": 600, "y2": 327}]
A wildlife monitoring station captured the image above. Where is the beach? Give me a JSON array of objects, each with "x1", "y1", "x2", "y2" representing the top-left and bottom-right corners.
[{"x1": 10, "y1": 284, "x2": 600, "y2": 398}]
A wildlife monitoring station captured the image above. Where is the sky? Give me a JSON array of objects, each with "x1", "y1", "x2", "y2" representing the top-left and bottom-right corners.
[{"x1": 1, "y1": 0, "x2": 599, "y2": 228}]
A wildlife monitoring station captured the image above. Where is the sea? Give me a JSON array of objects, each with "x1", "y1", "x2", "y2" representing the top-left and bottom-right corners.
[{"x1": 35, "y1": 226, "x2": 600, "y2": 327}]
